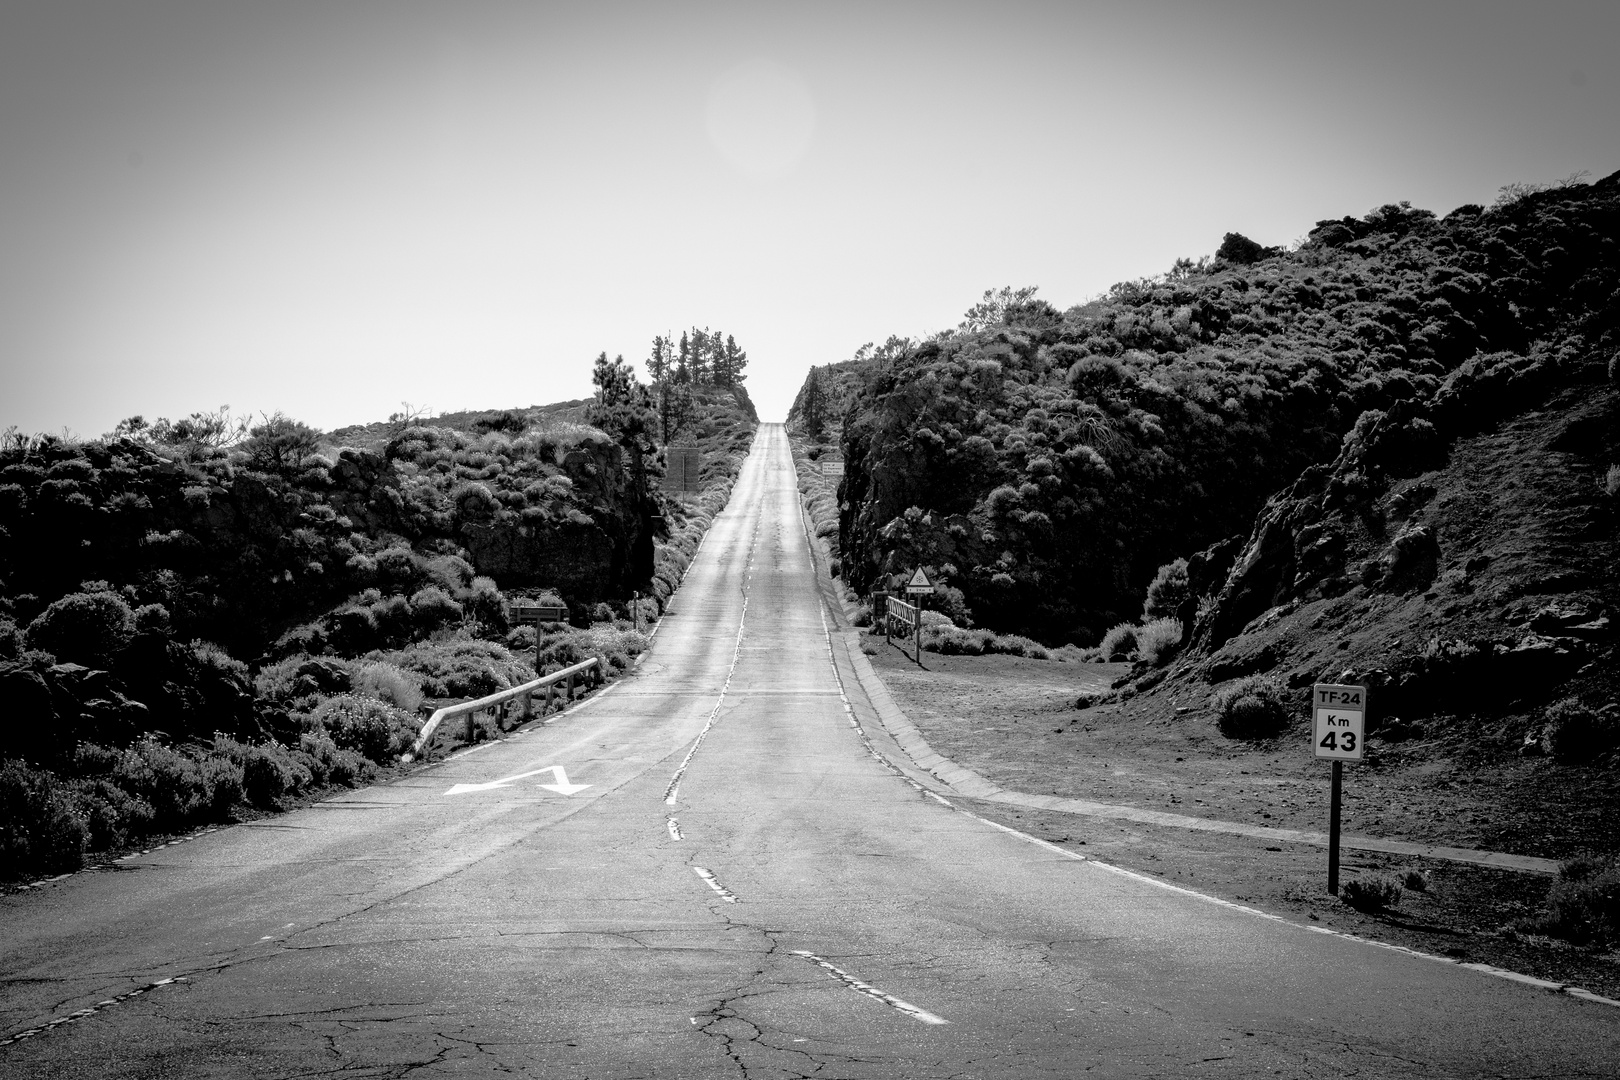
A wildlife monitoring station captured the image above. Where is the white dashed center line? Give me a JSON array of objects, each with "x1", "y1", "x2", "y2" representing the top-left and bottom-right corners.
[{"x1": 791, "y1": 950, "x2": 949, "y2": 1025}]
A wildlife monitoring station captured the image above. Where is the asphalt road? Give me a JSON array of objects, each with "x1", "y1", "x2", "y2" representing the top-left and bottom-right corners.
[{"x1": 3, "y1": 423, "x2": 1617, "y2": 1078}]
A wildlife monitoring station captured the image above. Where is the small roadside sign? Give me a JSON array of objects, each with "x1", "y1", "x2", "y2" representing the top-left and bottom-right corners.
[
  {"x1": 1312, "y1": 683, "x2": 1366, "y2": 761},
  {"x1": 904, "y1": 568, "x2": 933, "y2": 596},
  {"x1": 820, "y1": 459, "x2": 844, "y2": 477},
  {"x1": 508, "y1": 601, "x2": 567, "y2": 623}
]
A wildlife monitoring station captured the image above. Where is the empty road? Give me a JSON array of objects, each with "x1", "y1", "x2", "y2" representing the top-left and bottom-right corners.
[{"x1": 3, "y1": 423, "x2": 1616, "y2": 1078}]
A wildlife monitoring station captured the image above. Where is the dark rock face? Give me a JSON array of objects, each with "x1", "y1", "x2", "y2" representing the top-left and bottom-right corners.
[{"x1": 1187, "y1": 344, "x2": 1609, "y2": 658}]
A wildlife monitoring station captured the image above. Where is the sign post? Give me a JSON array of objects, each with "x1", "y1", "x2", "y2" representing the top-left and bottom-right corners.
[
  {"x1": 1312, "y1": 682, "x2": 1367, "y2": 895},
  {"x1": 508, "y1": 600, "x2": 568, "y2": 674},
  {"x1": 820, "y1": 458, "x2": 844, "y2": 491},
  {"x1": 903, "y1": 569, "x2": 933, "y2": 667}
]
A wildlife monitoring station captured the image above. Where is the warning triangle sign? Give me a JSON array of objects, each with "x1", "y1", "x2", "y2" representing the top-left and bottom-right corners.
[{"x1": 906, "y1": 568, "x2": 932, "y2": 589}]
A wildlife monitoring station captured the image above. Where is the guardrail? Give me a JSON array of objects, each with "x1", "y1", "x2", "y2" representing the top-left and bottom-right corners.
[{"x1": 407, "y1": 657, "x2": 603, "y2": 759}]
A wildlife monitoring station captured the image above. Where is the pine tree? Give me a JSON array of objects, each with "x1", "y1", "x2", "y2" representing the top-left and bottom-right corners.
[
  {"x1": 646, "y1": 334, "x2": 673, "y2": 386},
  {"x1": 716, "y1": 334, "x2": 748, "y2": 387},
  {"x1": 587, "y1": 352, "x2": 659, "y2": 494},
  {"x1": 689, "y1": 327, "x2": 711, "y2": 385}
]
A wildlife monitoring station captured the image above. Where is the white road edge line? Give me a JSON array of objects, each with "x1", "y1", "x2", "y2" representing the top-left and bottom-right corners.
[
  {"x1": 956, "y1": 807, "x2": 1620, "y2": 1009},
  {"x1": 1, "y1": 976, "x2": 187, "y2": 1048},
  {"x1": 790, "y1": 950, "x2": 949, "y2": 1025},
  {"x1": 692, "y1": 865, "x2": 739, "y2": 903}
]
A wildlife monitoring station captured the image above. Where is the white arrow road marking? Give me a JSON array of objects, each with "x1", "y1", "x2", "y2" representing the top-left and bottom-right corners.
[{"x1": 443, "y1": 765, "x2": 590, "y2": 796}]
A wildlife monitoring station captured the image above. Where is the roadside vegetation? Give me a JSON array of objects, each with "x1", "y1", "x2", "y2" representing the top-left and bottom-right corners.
[{"x1": 1, "y1": 342, "x2": 757, "y2": 882}]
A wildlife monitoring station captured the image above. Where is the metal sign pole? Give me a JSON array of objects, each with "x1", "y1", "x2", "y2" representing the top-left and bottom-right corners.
[{"x1": 1328, "y1": 760, "x2": 1343, "y2": 895}]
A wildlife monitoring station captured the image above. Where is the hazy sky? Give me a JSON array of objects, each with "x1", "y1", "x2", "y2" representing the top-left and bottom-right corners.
[{"x1": 2, "y1": 0, "x2": 1617, "y2": 434}]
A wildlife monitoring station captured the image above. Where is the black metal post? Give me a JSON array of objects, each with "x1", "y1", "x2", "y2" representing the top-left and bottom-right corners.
[{"x1": 1328, "y1": 759, "x2": 1343, "y2": 895}]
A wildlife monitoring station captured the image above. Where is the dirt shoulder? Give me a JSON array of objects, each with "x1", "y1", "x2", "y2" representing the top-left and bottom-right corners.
[{"x1": 863, "y1": 637, "x2": 1620, "y2": 1000}]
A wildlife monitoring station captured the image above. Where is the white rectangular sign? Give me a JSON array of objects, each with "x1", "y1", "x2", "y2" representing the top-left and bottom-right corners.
[{"x1": 1312, "y1": 683, "x2": 1366, "y2": 761}]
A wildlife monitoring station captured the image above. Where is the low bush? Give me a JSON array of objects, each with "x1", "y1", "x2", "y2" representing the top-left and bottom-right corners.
[
  {"x1": 114, "y1": 737, "x2": 237, "y2": 830},
  {"x1": 991, "y1": 634, "x2": 1050, "y2": 659},
  {"x1": 297, "y1": 731, "x2": 374, "y2": 787},
  {"x1": 382, "y1": 638, "x2": 533, "y2": 697},
  {"x1": 309, "y1": 693, "x2": 418, "y2": 762},
  {"x1": 1143, "y1": 558, "x2": 1189, "y2": 619},
  {"x1": 69, "y1": 776, "x2": 155, "y2": 849},
  {"x1": 1542, "y1": 697, "x2": 1617, "y2": 762},
  {"x1": 1518, "y1": 854, "x2": 1620, "y2": 944},
  {"x1": 1213, "y1": 675, "x2": 1293, "y2": 739},
  {"x1": 924, "y1": 624, "x2": 994, "y2": 655},
  {"x1": 214, "y1": 736, "x2": 312, "y2": 808},
  {"x1": 0, "y1": 759, "x2": 88, "y2": 879},
  {"x1": 1098, "y1": 622, "x2": 1139, "y2": 661},
  {"x1": 1135, "y1": 617, "x2": 1184, "y2": 667},
  {"x1": 1341, "y1": 876, "x2": 1402, "y2": 912},
  {"x1": 351, "y1": 660, "x2": 425, "y2": 714},
  {"x1": 25, "y1": 590, "x2": 135, "y2": 666}
]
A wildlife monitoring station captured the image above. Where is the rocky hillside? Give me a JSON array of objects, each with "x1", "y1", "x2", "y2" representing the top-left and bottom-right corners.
[{"x1": 820, "y1": 173, "x2": 1620, "y2": 645}]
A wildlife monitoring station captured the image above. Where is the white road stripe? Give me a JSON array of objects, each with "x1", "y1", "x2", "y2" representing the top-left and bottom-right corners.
[
  {"x1": 667, "y1": 817, "x2": 683, "y2": 841},
  {"x1": 692, "y1": 865, "x2": 739, "y2": 903},
  {"x1": 1, "y1": 977, "x2": 186, "y2": 1047},
  {"x1": 791, "y1": 950, "x2": 949, "y2": 1025}
]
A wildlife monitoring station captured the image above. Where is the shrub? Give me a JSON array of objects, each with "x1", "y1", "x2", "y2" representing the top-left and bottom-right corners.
[
  {"x1": 25, "y1": 591, "x2": 135, "y2": 665},
  {"x1": 460, "y1": 575, "x2": 507, "y2": 628},
  {"x1": 0, "y1": 760, "x2": 88, "y2": 878},
  {"x1": 1341, "y1": 876, "x2": 1402, "y2": 912},
  {"x1": 310, "y1": 693, "x2": 417, "y2": 762},
  {"x1": 297, "y1": 731, "x2": 374, "y2": 788},
  {"x1": 69, "y1": 777, "x2": 155, "y2": 849},
  {"x1": 1135, "y1": 617, "x2": 1184, "y2": 667},
  {"x1": 1519, "y1": 854, "x2": 1620, "y2": 944},
  {"x1": 214, "y1": 737, "x2": 311, "y2": 808},
  {"x1": 113, "y1": 738, "x2": 235, "y2": 829},
  {"x1": 1402, "y1": 869, "x2": 1429, "y2": 892},
  {"x1": 924, "y1": 625, "x2": 993, "y2": 655},
  {"x1": 1143, "y1": 558, "x2": 1190, "y2": 619},
  {"x1": 409, "y1": 585, "x2": 464, "y2": 631},
  {"x1": 0, "y1": 616, "x2": 19, "y2": 660},
  {"x1": 1606, "y1": 464, "x2": 1620, "y2": 499},
  {"x1": 132, "y1": 603, "x2": 172, "y2": 635},
  {"x1": 1213, "y1": 675, "x2": 1293, "y2": 739},
  {"x1": 1542, "y1": 697, "x2": 1617, "y2": 762},
  {"x1": 990, "y1": 634, "x2": 1050, "y2": 659},
  {"x1": 254, "y1": 655, "x2": 353, "y2": 707},
  {"x1": 351, "y1": 660, "x2": 425, "y2": 714},
  {"x1": 1098, "y1": 622, "x2": 1139, "y2": 661}
]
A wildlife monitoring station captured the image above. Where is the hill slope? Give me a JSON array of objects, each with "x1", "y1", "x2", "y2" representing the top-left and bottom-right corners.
[{"x1": 820, "y1": 173, "x2": 1620, "y2": 644}]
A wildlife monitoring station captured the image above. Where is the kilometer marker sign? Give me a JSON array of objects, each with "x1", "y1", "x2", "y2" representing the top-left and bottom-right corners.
[
  {"x1": 1313, "y1": 682, "x2": 1367, "y2": 895},
  {"x1": 1313, "y1": 683, "x2": 1366, "y2": 761}
]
